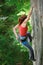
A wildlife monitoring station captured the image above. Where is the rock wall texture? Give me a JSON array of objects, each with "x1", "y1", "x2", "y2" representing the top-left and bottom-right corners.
[{"x1": 31, "y1": 0, "x2": 43, "y2": 65}]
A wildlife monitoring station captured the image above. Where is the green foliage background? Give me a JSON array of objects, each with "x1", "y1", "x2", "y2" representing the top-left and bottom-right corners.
[{"x1": 0, "y1": 0, "x2": 32, "y2": 65}]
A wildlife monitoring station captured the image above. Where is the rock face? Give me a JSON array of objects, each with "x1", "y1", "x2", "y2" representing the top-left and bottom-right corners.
[{"x1": 31, "y1": 0, "x2": 43, "y2": 65}]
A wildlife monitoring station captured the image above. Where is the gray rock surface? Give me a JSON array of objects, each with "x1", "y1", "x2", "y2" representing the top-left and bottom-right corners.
[{"x1": 31, "y1": 0, "x2": 43, "y2": 65}]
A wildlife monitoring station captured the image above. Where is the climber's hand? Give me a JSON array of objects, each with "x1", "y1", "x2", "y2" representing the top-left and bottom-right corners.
[{"x1": 16, "y1": 36, "x2": 18, "y2": 40}]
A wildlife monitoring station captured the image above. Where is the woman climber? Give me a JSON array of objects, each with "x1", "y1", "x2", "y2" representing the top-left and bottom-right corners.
[{"x1": 13, "y1": 6, "x2": 36, "y2": 61}]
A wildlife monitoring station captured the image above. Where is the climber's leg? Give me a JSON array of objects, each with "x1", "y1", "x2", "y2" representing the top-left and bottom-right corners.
[
  {"x1": 19, "y1": 36, "x2": 36, "y2": 61},
  {"x1": 27, "y1": 32, "x2": 32, "y2": 42}
]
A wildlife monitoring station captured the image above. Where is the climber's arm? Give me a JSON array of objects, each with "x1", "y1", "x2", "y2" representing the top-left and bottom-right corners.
[
  {"x1": 13, "y1": 24, "x2": 19, "y2": 39},
  {"x1": 21, "y1": 7, "x2": 33, "y2": 27}
]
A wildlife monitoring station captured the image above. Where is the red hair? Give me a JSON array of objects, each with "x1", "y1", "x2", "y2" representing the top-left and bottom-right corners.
[{"x1": 18, "y1": 14, "x2": 27, "y2": 25}]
